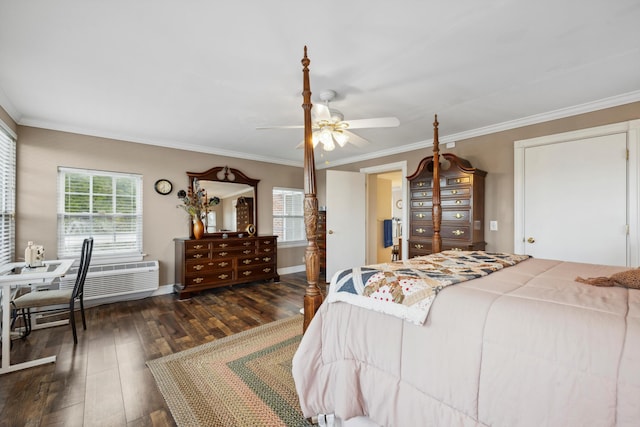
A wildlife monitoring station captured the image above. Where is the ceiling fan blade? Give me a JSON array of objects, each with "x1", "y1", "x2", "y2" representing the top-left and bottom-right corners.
[
  {"x1": 256, "y1": 125, "x2": 303, "y2": 129},
  {"x1": 344, "y1": 130, "x2": 369, "y2": 147},
  {"x1": 344, "y1": 117, "x2": 400, "y2": 129}
]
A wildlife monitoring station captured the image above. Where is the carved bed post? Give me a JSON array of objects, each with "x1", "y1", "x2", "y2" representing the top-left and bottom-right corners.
[
  {"x1": 301, "y1": 47, "x2": 323, "y2": 333},
  {"x1": 431, "y1": 115, "x2": 442, "y2": 254}
]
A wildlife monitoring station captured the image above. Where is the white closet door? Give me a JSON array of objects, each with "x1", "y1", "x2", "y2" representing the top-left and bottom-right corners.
[
  {"x1": 326, "y1": 170, "x2": 366, "y2": 280},
  {"x1": 522, "y1": 133, "x2": 627, "y2": 265}
]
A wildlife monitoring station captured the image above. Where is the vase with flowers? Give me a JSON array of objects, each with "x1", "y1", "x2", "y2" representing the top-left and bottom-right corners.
[{"x1": 177, "y1": 179, "x2": 220, "y2": 239}]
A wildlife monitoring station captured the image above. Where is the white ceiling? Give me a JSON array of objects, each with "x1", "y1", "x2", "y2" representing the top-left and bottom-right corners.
[{"x1": 1, "y1": 1, "x2": 639, "y2": 168}]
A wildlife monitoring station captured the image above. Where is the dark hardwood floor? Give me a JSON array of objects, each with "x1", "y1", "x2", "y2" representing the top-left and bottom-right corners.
[{"x1": 0, "y1": 272, "x2": 325, "y2": 427}]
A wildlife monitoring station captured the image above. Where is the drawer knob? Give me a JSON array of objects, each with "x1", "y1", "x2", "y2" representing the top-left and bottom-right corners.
[
  {"x1": 243, "y1": 259, "x2": 252, "y2": 264},
  {"x1": 218, "y1": 262, "x2": 228, "y2": 267},
  {"x1": 416, "y1": 228, "x2": 426, "y2": 234},
  {"x1": 455, "y1": 213, "x2": 464, "y2": 219},
  {"x1": 417, "y1": 182, "x2": 425, "y2": 187},
  {"x1": 451, "y1": 190, "x2": 458, "y2": 194},
  {"x1": 243, "y1": 271, "x2": 252, "y2": 276},
  {"x1": 194, "y1": 244, "x2": 204, "y2": 249},
  {"x1": 243, "y1": 242, "x2": 252, "y2": 246},
  {"x1": 417, "y1": 213, "x2": 425, "y2": 219},
  {"x1": 452, "y1": 229, "x2": 465, "y2": 236},
  {"x1": 414, "y1": 244, "x2": 424, "y2": 249},
  {"x1": 193, "y1": 277, "x2": 204, "y2": 283},
  {"x1": 418, "y1": 202, "x2": 424, "y2": 206},
  {"x1": 193, "y1": 254, "x2": 203, "y2": 259},
  {"x1": 218, "y1": 274, "x2": 229, "y2": 280},
  {"x1": 263, "y1": 257, "x2": 271, "y2": 262},
  {"x1": 264, "y1": 248, "x2": 271, "y2": 252},
  {"x1": 219, "y1": 251, "x2": 228, "y2": 256},
  {"x1": 263, "y1": 268, "x2": 272, "y2": 273},
  {"x1": 218, "y1": 243, "x2": 228, "y2": 248},
  {"x1": 421, "y1": 192, "x2": 427, "y2": 196},
  {"x1": 193, "y1": 264, "x2": 204, "y2": 271},
  {"x1": 455, "y1": 200, "x2": 462, "y2": 204}
]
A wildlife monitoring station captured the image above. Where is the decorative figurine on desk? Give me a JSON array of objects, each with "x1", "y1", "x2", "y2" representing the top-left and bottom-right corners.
[{"x1": 25, "y1": 241, "x2": 45, "y2": 268}]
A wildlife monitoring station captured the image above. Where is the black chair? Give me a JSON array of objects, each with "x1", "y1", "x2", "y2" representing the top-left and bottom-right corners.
[{"x1": 12, "y1": 237, "x2": 93, "y2": 344}]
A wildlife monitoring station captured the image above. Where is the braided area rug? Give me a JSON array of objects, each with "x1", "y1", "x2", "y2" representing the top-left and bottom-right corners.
[{"x1": 147, "y1": 316, "x2": 313, "y2": 426}]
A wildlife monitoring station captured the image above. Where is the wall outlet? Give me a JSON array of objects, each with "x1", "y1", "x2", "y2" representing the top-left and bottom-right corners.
[{"x1": 490, "y1": 220, "x2": 498, "y2": 231}]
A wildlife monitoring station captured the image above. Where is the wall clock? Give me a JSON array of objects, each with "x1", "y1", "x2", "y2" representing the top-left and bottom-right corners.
[{"x1": 154, "y1": 179, "x2": 173, "y2": 195}]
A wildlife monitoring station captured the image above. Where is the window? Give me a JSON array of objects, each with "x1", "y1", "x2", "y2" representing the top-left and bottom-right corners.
[
  {"x1": 272, "y1": 187, "x2": 305, "y2": 243},
  {"x1": 0, "y1": 122, "x2": 16, "y2": 265},
  {"x1": 58, "y1": 167, "x2": 143, "y2": 261}
]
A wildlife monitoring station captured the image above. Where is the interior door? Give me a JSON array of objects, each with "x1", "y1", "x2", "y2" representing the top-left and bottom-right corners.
[
  {"x1": 326, "y1": 170, "x2": 366, "y2": 279},
  {"x1": 522, "y1": 133, "x2": 627, "y2": 265}
]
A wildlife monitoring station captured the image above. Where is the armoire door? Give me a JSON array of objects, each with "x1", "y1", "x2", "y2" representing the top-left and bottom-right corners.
[{"x1": 515, "y1": 128, "x2": 628, "y2": 266}]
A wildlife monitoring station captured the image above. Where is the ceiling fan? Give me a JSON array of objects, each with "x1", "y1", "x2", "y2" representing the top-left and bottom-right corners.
[{"x1": 257, "y1": 90, "x2": 400, "y2": 151}]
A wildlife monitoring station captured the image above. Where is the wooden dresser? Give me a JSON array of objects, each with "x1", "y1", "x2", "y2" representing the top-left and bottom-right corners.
[
  {"x1": 407, "y1": 154, "x2": 487, "y2": 258},
  {"x1": 174, "y1": 235, "x2": 279, "y2": 298},
  {"x1": 317, "y1": 210, "x2": 326, "y2": 273}
]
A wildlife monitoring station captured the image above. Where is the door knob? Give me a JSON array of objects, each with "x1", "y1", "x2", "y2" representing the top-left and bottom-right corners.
[
  {"x1": 527, "y1": 237, "x2": 535, "y2": 244},
  {"x1": 328, "y1": 230, "x2": 334, "y2": 234}
]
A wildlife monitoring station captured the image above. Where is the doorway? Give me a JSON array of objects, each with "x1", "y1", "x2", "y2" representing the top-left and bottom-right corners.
[{"x1": 360, "y1": 162, "x2": 408, "y2": 265}]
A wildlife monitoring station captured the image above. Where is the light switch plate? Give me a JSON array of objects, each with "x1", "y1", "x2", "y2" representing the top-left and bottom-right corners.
[{"x1": 490, "y1": 220, "x2": 498, "y2": 231}]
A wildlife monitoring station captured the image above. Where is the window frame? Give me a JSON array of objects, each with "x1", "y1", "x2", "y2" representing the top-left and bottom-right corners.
[
  {"x1": 57, "y1": 167, "x2": 143, "y2": 263},
  {"x1": 272, "y1": 187, "x2": 306, "y2": 246},
  {"x1": 0, "y1": 120, "x2": 16, "y2": 266}
]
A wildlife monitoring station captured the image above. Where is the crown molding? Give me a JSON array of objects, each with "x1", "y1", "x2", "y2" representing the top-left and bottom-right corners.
[{"x1": 321, "y1": 90, "x2": 640, "y2": 169}]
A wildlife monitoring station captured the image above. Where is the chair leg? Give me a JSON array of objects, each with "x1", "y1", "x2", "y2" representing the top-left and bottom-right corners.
[
  {"x1": 69, "y1": 300, "x2": 78, "y2": 344},
  {"x1": 21, "y1": 308, "x2": 32, "y2": 339},
  {"x1": 79, "y1": 298, "x2": 86, "y2": 330}
]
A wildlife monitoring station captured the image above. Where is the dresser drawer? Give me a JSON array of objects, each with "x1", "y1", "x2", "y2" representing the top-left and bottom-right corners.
[
  {"x1": 441, "y1": 225, "x2": 471, "y2": 240},
  {"x1": 445, "y1": 176, "x2": 471, "y2": 186},
  {"x1": 185, "y1": 241, "x2": 211, "y2": 251},
  {"x1": 185, "y1": 269, "x2": 234, "y2": 286},
  {"x1": 411, "y1": 210, "x2": 432, "y2": 221},
  {"x1": 411, "y1": 199, "x2": 432, "y2": 209},
  {"x1": 441, "y1": 187, "x2": 470, "y2": 198},
  {"x1": 185, "y1": 250, "x2": 210, "y2": 260},
  {"x1": 411, "y1": 189, "x2": 433, "y2": 199},
  {"x1": 212, "y1": 247, "x2": 255, "y2": 258},
  {"x1": 257, "y1": 237, "x2": 277, "y2": 248},
  {"x1": 211, "y1": 240, "x2": 256, "y2": 250},
  {"x1": 410, "y1": 179, "x2": 432, "y2": 190},
  {"x1": 441, "y1": 198, "x2": 470, "y2": 207},
  {"x1": 237, "y1": 264, "x2": 276, "y2": 280},
  {"x1": 185, "y1": 258, "x2": 233, "y2": 273},
  {"x1": 442, "y1": 209, "x2": 470, "y2": 222}
]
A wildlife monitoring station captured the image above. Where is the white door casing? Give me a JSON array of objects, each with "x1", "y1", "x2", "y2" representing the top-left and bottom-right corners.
[{"x1": 515, "y1": 120, "x2": 640, "y2": 267}]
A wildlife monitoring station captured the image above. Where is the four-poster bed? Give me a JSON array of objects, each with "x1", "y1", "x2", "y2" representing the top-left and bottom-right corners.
[{"x1": 294, "y1": 48, "x2": 640, "y2": 426}]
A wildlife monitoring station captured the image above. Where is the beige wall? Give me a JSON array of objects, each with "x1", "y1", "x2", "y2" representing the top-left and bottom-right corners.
[
  {"x1": 0, "y1": 106, "x2": 17, "y2": 135},
  {"x1": 15, "y1": 126, "x2": 305, "y2": 287},
  {"x1": 323, "y1": 101, "x2": 640, "y2": 254}
]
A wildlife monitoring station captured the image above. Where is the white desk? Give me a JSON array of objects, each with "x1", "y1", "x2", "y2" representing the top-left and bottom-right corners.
[{"x1": 0, "y1": 259, "x2": 74, "y2": 374}]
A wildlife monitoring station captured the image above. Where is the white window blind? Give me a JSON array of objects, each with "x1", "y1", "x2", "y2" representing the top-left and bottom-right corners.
[
  {"x1": 272, "y1": 187, "x2": 305, "y2": 242},
  {"x1": 57, "y1": 167, "x2": 143, "y2": 260},
  {"x1": 0, "y1": 122, "x2": 16, "y2": 265}
]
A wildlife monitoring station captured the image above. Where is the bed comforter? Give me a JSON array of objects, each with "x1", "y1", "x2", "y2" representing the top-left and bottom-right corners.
[{"x1": 292, "y1": 258, "x2": 640, "y2": 427}]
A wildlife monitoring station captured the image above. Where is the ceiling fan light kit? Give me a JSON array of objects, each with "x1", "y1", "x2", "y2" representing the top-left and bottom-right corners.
[{"x1": 259, "y1": 88, "x2": 400, "y2": 152}]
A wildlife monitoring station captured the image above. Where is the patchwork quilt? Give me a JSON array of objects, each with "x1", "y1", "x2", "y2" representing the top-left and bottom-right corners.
[{"x1": 326, "y1": 250, "x2": 530, "y2": 325}]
